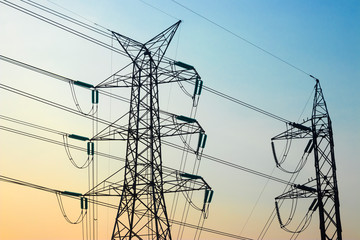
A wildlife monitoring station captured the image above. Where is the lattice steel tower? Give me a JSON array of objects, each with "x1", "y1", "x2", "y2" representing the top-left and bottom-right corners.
[
  {"x1": 88, "y1": 21, "x2": 212, "y2": 240},
  {"x1": 110, "y1": 24, "x2": 175, "y2": 239},
  {"x1": 272, "y1": 79, "x2": 342, "y2": 239}
]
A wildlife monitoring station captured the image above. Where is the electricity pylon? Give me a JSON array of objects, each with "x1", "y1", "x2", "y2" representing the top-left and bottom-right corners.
[
  {"x1": 87, "y1": 21, "x2": 212, "y2": 240},
  {"x1": 272, "y1": 79, "x2": 342, "y2": 239}
]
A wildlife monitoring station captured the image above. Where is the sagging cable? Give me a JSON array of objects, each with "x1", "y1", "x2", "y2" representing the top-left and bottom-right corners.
[
  {"x1": 275, "y1": 198, "x2": 295, "y2": 229},
  {"x1": 276, "y1": 197, "x2": 314, "y2": 234},
  {"x1": 63, "y1": 135, "x2": 92, "y2": 169},
  {"x1": 172, "y1": 60, "x2": 202, "y2": 106},
  {"x1": 56, "y1": 192, "x2": 87, "y2": 224},
  {"x1": 276, "y1": 197, "x2": 298, "y2": 228},
  {"x1": 271, "y1": 137, "x2": 312, "y2": 174},
  {"x1": 178, "y1": 134, "x2": 196, "y2": 153},
  {"x1": 176, "y1": 173, "x2": 203, "y2": 212},
  {"x1": 275, "y1": 201, "x2": 284, "y2": 226},
  {"x1": 271, "y1": 134, "x2": 292, "y2": 166},
  {"x1": 172, "y1": 115, "x2": 197, "y2": 153},
  {"x1": 69, "y1": 82, "x2": 98, "y2": 115},
  {"x1": 271, "y1": 141, "x2": 280, "y2": 167},
  {"x1": 177, "y1": 81, "x2": 193, "y2": 98}
]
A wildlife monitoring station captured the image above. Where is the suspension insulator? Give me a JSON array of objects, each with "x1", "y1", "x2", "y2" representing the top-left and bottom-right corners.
[
  {"x1": 196, "y1": 132, "x2": 207, "y2": 154},
  {"x1": 289, "y1": 122, "x2": 311, "y2": 131},
  {"x1": 92, "y1": 89, "x2": 99, "y2": 104},
  {"x1": 207, "y1": 190, "x2": 214, "y2": 203},
  {"x1": 62, "y1": 191, "x2": 82, "y2": 197},
  {"x1": 87, "y1": 142, "x2": 94, "y2": 156},
  {"x1": 313, "y1": 201, "x2": 319, "y2": 212},
  {"x1": 179, "y1": 172, "x2": 202, "y2": 180},
  {"x1": 193, "y1": 78, "x2": 199, "y2": 97},
  {"x1": 87, "y1": 142, "x2": 90, "y2": 155},
  {"x1": 68, "y1": 134, "x2": 89, "y2": 141},
  {"x1": 201, "y1": 134, "x2": 207, "y2": 148},
  {"x1": 176, "y1": 115, "x2": 197, "y2": 123},
  {"x1": 304, "y1": 139, "x2": 313, "y2": 153},
  {"x1": 174, "y1": 61, "x2": 194, "y2": 70},
  {"x1": 204, "y1": 189, "x2": 210, "y2": 204},
  {"x1": 307, "y1": 142, "x2": 314, "y2": 154},
  {"x1": 197, "y1": 133, "x2": 203, "y2": 153},
  {"x1": 81, "y1": 197, "x2": 88, "y2": 209},
  {"x1": 294, "y1": 184, "x2": 316, "y2": 193},
  {"x1": 197, "y1": 80, "x2": 203, "y2": 95},
  {"x1": 309, "y1": 199, "x2": 318, "y2": 211},
  {"x1": 74, "y1": 80, "x2": 94, "y2": 89}
]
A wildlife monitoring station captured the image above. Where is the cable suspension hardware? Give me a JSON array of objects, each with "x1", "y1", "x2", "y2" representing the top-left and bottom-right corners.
[
  {"x1": 63, "y1": 134, "x2": 93, "y2": 169},
  {"x1": 56, "y1": 192, "x2": 88, "y2": 224}
]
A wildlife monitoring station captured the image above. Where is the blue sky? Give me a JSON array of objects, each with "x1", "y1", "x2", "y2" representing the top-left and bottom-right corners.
[{"x1": 1, "y1": 1, "x2": 359, "y2": 239}]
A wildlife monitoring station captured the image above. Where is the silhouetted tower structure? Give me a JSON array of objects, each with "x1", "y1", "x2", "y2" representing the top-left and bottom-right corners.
[
  {"x1": 109, "y1": 23, "x2": 176, "y2": 240},
  {"x1": 272, "y1": 79, "x2": 342, "y2": 239},
  {"x1": 88, "y1": 21, "x2": 212, "y2": 240}
]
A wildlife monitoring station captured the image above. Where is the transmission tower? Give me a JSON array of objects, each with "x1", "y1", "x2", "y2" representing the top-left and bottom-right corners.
[
  {"x1": 84, "y1": 21, "x2": 212, "y2": 240},
  {"x1": 272, "y1": 79, "x2": 342, "y2": 239}
]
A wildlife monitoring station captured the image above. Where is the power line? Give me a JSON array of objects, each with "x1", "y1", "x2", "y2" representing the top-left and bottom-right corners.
[
  {"x1": 1, "y1": 53, "x2": 290, "y2": 123},
  {"x1": 170, "y1": 0, "x2": 312, "y2": 78},
  {"x1": 257, "y1": 142, "x2": 311, "y2": 240},
  {"x1": 0, "y1": 2, "x2": 301, "y2": 237},
  {"x1": 24, "y1": 0, "x2": 111, "y2": 35},
  {"x1": 0, "y1": 125, "x2": 123, "y2": 162},
  {"x1": 0, "y1": 54, "x2": 75, "y2": 84},
  {"x1": 0, "y1": 118, "x2": 197, "y2": 176},
  {"x1": 0, "y1": 57, "x2": 292, "y2": 186},
  {"x1": 0, "y1": 174, "x2": 254, "y2": 240},
  {"x1": 0, "y1": 0, "x2": 128, "y2": 57},
  {"x1": 44, "y1": 0, "x2": 110, "y2": 31},
  {"x1": 162, "y1": 140, "x2": 290, "y2": 186},
  {"x1": 1, "y1": 0, "x2": 294, "y2": 124},
  {"x1": 202, "y1": 85, "x2": 290, "y2": 123},
  {"x1": 137, "y1": 0, "x2": 180, "y2": 21},
  {"x1": 0, "y1": 111, "x2": 290, "y2": 187}
]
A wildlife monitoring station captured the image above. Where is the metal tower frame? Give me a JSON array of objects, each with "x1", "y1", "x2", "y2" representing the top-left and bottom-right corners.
[
  {"x1": 86, "y1": 21, "x2": 212, "y2": 240},
  {"x1": 109, "y1": 22, "x2": 176, "y2": 240},
  {"x1": 272, "y1": 80, "x2": 342, "y2": 239}
]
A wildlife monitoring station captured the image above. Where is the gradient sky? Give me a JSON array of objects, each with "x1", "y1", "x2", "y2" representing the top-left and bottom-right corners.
[{"x1": 1, "y1": 1, "x2": 359, "y2": 240}]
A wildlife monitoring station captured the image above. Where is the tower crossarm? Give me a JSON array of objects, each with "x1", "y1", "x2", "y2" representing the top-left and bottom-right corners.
[
  {"x1": 158, "y1": 112, "x2": 204, "y2": 138},
  {"x1": 85, "y1": 167, "x2": 211, "y2": 198},
  {"x1": 275, "y1": 180, "x2": 318, "y2": 200},
  {"x1": 96, "y1": 60, "x2": 200, "y2": 89},
  {"x1": 271, "y1": 120, "x2": 312, "y2": 141},
  {"x1": 90, "y1": 111, "x2": 204, "y2": 141}
]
